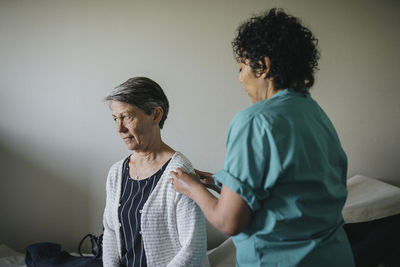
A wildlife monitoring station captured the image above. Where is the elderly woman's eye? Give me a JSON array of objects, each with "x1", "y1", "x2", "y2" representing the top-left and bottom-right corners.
[{"x1": 121, "y1": 115, "x2": 133, "y2": 124}]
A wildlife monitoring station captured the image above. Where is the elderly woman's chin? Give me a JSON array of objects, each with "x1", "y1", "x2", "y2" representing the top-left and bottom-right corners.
[{"x1": 123, "y1": 138, "x2": 138, "y2": 150}]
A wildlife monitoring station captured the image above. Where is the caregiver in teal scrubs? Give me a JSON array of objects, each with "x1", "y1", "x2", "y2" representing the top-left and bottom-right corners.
[{"x1": 170, "y1": 8, "x2": 355, "y2": 267}]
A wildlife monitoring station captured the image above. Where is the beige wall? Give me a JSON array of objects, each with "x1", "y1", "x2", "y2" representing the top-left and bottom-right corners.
[{"x1": 1, "y1": 0, "x2": 399, "y2": 252}]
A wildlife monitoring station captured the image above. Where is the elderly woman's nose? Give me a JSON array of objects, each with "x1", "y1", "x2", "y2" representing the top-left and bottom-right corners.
[
  {"x1": 116, "y1": 121, "x2": 127, "y2": 132},
  {"x1": 238, "y1": 73, "x2": 243, "y2": 83}
]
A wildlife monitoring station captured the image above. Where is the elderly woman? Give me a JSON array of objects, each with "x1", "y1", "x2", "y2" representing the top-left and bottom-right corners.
[
  {"x1": 102, "y1": 77, "x2": 209, "y2": 267},
  {"x1": 171, "y1": 8, "x2": 355, "y2": 266}
]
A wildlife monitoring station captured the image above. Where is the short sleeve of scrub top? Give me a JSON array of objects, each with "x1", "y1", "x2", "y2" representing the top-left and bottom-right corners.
[{"x1": 213, "y1": 110, "x2": 280, "y2": 212}]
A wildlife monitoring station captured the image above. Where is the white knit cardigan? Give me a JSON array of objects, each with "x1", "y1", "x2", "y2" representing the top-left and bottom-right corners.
[{"x1": 103, "y1": 151, "x2": 210, "y2": 267}]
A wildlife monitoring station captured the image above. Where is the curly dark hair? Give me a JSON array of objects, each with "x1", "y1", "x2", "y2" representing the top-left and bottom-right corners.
[{"x1": 232, "y1": 8, "x2": 320, "y2": 93}]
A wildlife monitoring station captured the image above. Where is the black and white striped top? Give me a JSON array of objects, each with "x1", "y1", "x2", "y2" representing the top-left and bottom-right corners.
[{"x1": 118, "y1": 156, "x2": 171, "y2": 267}]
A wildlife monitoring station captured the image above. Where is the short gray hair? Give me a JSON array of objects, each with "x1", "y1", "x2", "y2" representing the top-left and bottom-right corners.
[{"x1": 105, "y1": 77, "x2": 169, "y2": 129}]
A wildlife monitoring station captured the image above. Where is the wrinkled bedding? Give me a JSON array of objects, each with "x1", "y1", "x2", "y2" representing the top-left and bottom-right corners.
[
  {"x1": 343, "y1": 175, "x2": 400, "y2": 223},
  {"x1": 0, "y1": 244, "x2": 26, "y2": 267}
]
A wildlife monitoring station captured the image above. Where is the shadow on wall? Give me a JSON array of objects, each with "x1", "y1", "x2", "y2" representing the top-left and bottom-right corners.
[{"x1": 0, "y1": 139, "x2": 92, "y2": 253}]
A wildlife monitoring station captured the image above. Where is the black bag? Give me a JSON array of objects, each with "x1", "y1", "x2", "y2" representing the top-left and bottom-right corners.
[
  {"x1": 26, "y1": 242, "x2": 103, "y2": 267},
  {"x1": 78, "y1": 234, "x2": 103, "y2": 258}
]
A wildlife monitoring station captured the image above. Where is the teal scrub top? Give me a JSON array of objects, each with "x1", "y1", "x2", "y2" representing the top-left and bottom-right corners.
[{"x1": 213, "y1": 89, "x2": 355, "y2": 267}]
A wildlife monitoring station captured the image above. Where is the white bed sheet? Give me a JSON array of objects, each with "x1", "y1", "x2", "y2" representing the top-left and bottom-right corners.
[
  {"x1": 0, "y1": 244, "x2": 26, "y2": 267},
  {"x1": 343, "y1": 174, "x2": 400, "y2": 223}
]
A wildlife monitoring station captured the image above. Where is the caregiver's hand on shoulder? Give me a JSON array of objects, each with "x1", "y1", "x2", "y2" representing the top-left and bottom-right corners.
[
  {"x1": 196, "y1": 169, "x2": 221, "y2": 194},
  {"x1": 170, "y1": 168, "x2": 202, "y2": 197}
]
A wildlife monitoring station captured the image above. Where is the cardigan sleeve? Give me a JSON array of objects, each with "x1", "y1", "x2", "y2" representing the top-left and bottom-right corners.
[
  {"x1": 102, "y1": 164, "x2": 121, "y2": 267},
  {"x1": 167, "y1": 157, "x2": 209, "y2": 267}
]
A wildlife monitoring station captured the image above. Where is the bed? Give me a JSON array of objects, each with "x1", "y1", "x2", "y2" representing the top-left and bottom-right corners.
[
  {"x1": 0, "y1": 244, "x2": 26, "y2": 267},
  {"x1": 2, "y1": 175, "x2": 399, "y2": 267},
  {"x1": 343, "y1": 175, "x2": 400, "y2": 266}
]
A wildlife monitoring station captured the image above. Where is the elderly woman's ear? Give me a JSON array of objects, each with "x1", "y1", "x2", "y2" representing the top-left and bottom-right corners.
[{"x1": 153, "y1": 106, "x2": 164, "y2": 126}]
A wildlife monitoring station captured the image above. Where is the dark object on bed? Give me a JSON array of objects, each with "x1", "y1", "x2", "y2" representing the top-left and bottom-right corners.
[
  {"x1": 344, "y1": 213, "x2": 400, "y2": 267},
  {"x1": 78, "y1": 233, "x2": 103, "y2": 258},
  {"x1": 25, "y1": 242, "x2": 103, "y2": 267}
]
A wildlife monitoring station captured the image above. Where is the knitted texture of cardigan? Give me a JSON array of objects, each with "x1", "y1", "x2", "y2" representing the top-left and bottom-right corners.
[{"x1": 102, "y1": 151, "x2": 210, "y2": 267}]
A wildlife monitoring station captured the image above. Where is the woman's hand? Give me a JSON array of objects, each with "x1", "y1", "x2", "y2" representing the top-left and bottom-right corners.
[
  {"x1": 195, "y1": 169, "x2": 221, "y2": 194},
  {"x1": 171, "y1": 168, "x2": 252, "y2": 236},
  {"x1": 170, "y1": 168, "x2": 202, "y2": 198}
]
